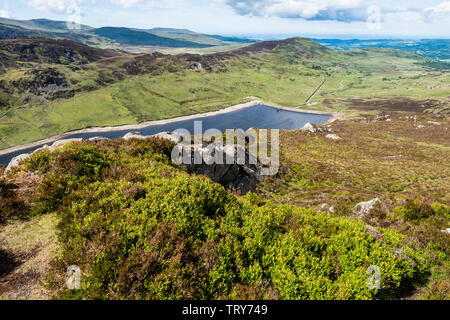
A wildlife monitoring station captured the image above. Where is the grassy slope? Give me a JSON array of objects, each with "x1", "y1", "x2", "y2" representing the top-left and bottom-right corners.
[
  {"x1": 0, "y1": 114, "x2": 447, "y2": 299},
  {"x1": 259, "y1": 112, "x2": 450, "y2": 299}
]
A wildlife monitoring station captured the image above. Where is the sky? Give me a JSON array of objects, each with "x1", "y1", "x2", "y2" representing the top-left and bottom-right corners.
[{"x1": 1, "y1": 0, "x2": 450, "y2": 39}]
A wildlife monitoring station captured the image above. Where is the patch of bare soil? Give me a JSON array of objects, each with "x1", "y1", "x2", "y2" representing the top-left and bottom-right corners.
[{"x1": 0, "y1": 247, "x2": 40, "y2": 297}]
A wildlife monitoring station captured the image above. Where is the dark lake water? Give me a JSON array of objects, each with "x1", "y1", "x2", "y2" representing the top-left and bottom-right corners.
[{"x1": 0, "y1": 105, "x2": 331, "y2": 164}]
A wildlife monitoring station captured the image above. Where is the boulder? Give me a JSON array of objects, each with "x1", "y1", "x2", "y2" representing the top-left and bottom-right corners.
[
  {"x1": 5, "y1": 153, "x2": 30, "y2": 173},
  {"x1": 123, "y1": 132, "x2": 146, "y2": 140},
  {"x1": 301, "y1": 122, "x2": 320, "y2": 133},
  {"x1": 51, "y1": 138, "x2": 83, "y2": 150},
  {"x1": 326, "y1": 134, "x2": 341, "y2": 140},
  {"x1": 353, "y1": 198, "x2": 381, "y2": 218},
  {"x1": 152, "y1": 132, "x2": 182, "y2": 143},
  {"x1": 365, "y1": 225, "x2": 383, "y2": 242},
  {"x1": 88, "y1": 136, "x2": 107, "y2": 141}
]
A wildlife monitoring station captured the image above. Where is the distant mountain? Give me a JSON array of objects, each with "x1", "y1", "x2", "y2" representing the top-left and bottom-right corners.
[
  {"x1": 0, "y1": 17, "x2": 93, "y2": 33},
  {"x1": 208, "y1": 34, "x2": 257, "y2": 43},
  {"x1": 147, "y1": 28, "x2": 257, "y2": 46},
  {"x1": 0, "y1": 18, "x2": 256, "y2": 50},
  {"x1": 90, "y1": 27, "x2": 213, "y2": 48},
  {"x1": 313, "y1": 38, "x2": 450, "y2": 61}
]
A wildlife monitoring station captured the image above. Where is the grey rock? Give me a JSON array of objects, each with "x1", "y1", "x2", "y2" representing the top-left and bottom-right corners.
[
  {"x1": 301, "y1": 122, "x2": 319, "y2": 133},
  {"x1": 123, "y1": 132, "x2": 145, "y2": 140},
  {"x1": 152, "y1": 132, "x2": 182, "y2": 143},
  {"x1": 51, "y1": 138, "x2": 83, "y2": 150},
  {"x1": 5, "y1": 153, "x2": 30, "y2": 173},
  {"x1": 365, "y1": 225, "x2": 383, "y2": 242},
  {"x1": 326, "y1": 134, "x2": 341, "y2": 140}
]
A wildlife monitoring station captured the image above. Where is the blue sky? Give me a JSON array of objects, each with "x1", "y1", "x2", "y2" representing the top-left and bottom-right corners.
[{"x1": 1, "y1": 0, "x2": 450, "y2": 38}]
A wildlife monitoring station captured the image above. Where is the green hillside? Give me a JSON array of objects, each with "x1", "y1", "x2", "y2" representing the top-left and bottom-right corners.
[
  {"x1": 0, "y1": 17, "x2": 255, "y2": 52},
  {"x1": 148, "y1": 28, "x2": 257, "y2": 46},
  {"x1": 0, "y1": 17, "x2": 93, "y2": 33},
  {"x1": 90, "y1": 27, "x2": 214, "y2": 48},
  {"x1": 0, "y1": 37, "x2": 448, "y2": 149}
]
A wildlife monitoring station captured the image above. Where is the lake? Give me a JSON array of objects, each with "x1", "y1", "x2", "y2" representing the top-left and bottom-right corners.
[{"x1": 0, "y1": 105, "x2": 331, "y2": 164}]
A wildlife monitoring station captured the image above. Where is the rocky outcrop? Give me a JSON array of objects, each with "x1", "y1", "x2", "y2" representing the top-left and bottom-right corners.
[
  {"x1": 12, "y1": 68, "x2": 70, "y2": 99},
  {"x1": 185, "y1": 144, "x2": 260, "y2": 195},
  {"x1": 301, "y1": 122, "x2": 320, "y2": 133},
  {"x1": 301, "y1": 122, "x2": 336, "y2": 134}
]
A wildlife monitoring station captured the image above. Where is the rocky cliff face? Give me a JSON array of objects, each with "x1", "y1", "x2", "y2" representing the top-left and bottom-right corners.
[{"x1": 183, "y1": 144, "x2": 261, "y2": 195}]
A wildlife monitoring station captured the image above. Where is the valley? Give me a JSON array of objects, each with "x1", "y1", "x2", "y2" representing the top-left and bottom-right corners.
[{"x1": 0, "y1": 15, "x2": 449, "y2": 302}]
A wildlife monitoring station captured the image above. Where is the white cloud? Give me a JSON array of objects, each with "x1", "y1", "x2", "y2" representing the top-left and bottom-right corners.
[
  {"x1": 215, "y1": 0, "x2": 374, "y2": 22},
  {"x1": 27, "y1": 0, "x2": 86, "y2": 13},
  {"x1": 28, "y1": 0, "x2": 70, "y2": 13},
  {"x1": 425, "y1": 1, "x2": 450, "y2": 14},
  {"x1": 0, "y1": 8, "x2": 9, "y2": 18},
  {"x1": 110, "y1": 0, "x2": 143, "y2": 8},
  {"x1": 424, "y1": 1, "x2": 450, "y2": 22}
]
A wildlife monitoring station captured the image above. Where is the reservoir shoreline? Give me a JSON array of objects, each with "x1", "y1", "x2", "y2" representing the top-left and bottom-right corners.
[{"x1": 0, "y1": 100, "x2": 340, "y2": 158}]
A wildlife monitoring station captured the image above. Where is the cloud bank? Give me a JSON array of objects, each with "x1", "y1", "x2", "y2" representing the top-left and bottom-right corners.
[{"x1": 215, "y1": 0, "x2": 450, "y2": 23}]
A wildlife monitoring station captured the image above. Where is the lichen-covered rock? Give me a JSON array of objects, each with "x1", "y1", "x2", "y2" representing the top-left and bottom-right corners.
[
  {"x1": 301, "y1": 122, "x2": 319, "y2": 133},
  {"x1": 152, "y1": 132, "x2": 182, "y2": 143},
  {"x1": 177, "y1": 143, "x2": 261, "y2": 195},
  {"x1": 51, "y1": 138, "x2": 83, "y2": 149},
  {"x1": 123, "y1": 132, "x2": 146, "y2": 140},
  {"x1": 5, "y1": 153, "x2": 30, "y2": 173}
]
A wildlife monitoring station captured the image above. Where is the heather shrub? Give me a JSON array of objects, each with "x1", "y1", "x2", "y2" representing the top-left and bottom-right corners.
[
  {"x1": 52, "y1": 172, "x2": 430, "y2": 300},
  {"x1": 394, "y1": 199, "x2": 435, "y2": 222},
  {"x1": 12, "y1": 139, "x2": 431, "y2": 300}
]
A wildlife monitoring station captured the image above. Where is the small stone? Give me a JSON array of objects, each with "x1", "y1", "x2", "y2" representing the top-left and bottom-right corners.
[
  {"x1": 326, "y1": 134, "x2": 341, "y2": 140},
  {"x1": 365, "y1": 225, "x2": 383, "y2": 242}
]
